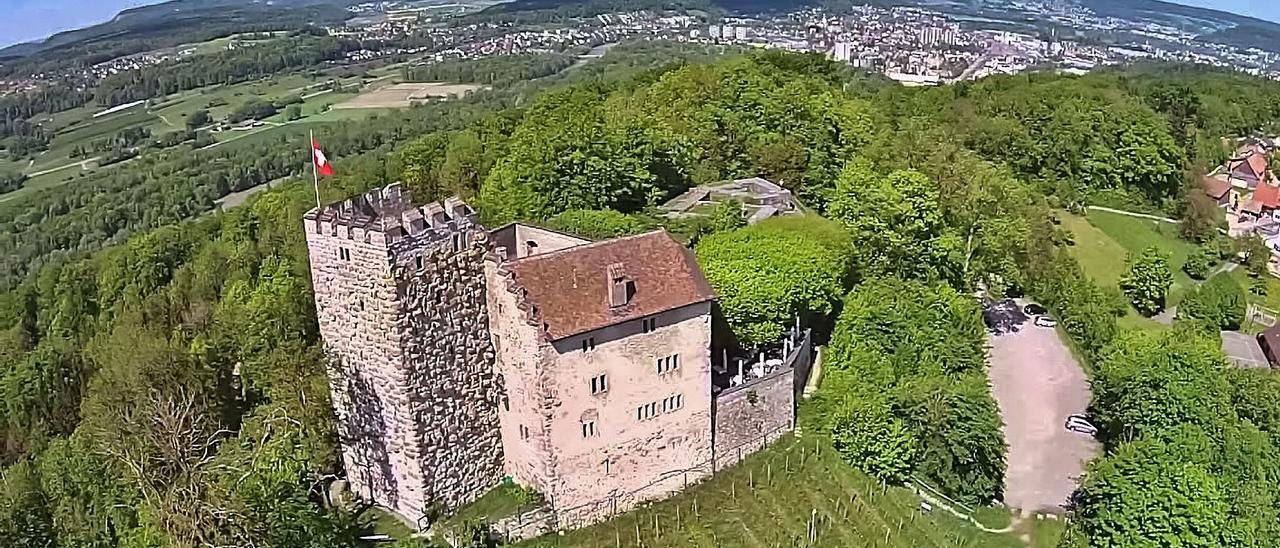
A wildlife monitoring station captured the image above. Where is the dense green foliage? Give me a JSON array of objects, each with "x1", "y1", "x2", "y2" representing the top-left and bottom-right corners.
[
  {"x1": 403, "y1": 53, "x2": 577, "y2": 85},
  {"x1": 0, "y1": 179, "x2": 373, "y2": 545},
  {"x1": 5, "y1": 34, "x2": 1280, "y2": 545},
  {"x1": 1178, "y1": 272, "x2": 1245, "y2": 330},
  {"x1": 821, "y1": 279, "x2": 1006, "y2": 505},
  {"x1": 0, "y1": 171, "x2": 26, "y2": 193},
  {"x1": 544, "y1": 209, "x2": 651, "y2": 239},
  {"x1": 1120, "y1": 246, "x2": 1173, "y2": 316},
  {"x1": 695, "y1": 216, "x2": 853, "y2": 346},
  {"x1": 1077, "y1": 329, "x2": 1280, "y2": 546},
  {"x1": 476, "y1": 54, "x2": 876, "y2": 223}
]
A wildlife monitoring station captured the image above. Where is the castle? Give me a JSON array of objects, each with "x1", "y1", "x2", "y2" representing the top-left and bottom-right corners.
[{"x1": 303, "y1": 183, "x2": 808, "y2": 532}]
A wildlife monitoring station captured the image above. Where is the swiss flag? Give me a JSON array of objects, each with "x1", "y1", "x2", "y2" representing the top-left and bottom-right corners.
[{"x1": 312, "y1": 139, "x2": 334, "y2": 176}]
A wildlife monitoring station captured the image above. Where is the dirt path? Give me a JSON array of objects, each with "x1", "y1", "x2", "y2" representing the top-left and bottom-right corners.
[{"x1": 986, "y1": 300, "x2": 1099, "y2": 515}]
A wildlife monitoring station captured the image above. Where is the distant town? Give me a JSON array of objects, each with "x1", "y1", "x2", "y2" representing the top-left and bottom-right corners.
[{"x1": 3, "y1": 0, "x2": 1278, "y2": 96}]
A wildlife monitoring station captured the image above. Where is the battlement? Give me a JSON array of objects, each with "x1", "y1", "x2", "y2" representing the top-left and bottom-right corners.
[{"x1": 303, "y1": 182, "x2": 477, "y2": 246}]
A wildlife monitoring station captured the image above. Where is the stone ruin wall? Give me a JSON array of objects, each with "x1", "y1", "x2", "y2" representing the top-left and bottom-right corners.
[
  {"x1": 712, "y1": 367, "x2": 795, "y2": 471},
  {"x1": 392, "y1": 230, "x2": 504, "y2": 511}
]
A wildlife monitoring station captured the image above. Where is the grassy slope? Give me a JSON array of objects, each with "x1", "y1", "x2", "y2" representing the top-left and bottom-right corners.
[
  {"x1": 514, "y1": 433, "x2": 1029, "y2": 548},
  {"x1": 1061, "y1": 210, "x2": 1197, "y2": 331}
]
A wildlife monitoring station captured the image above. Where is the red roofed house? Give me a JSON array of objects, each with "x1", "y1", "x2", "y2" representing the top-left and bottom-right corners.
[
  {"x1": 1202, "y1": 176, "x2": 1232, "y2": 207},
  {"x1": 1227, "y1": 150, "x2": 1272, "y2": 189},
  {"x1": 487, "y1": 230, "x2": 719, "y2": 525},
  {"x1": 1242, "y1": 180, "x2": 1280, "y2": 219}
]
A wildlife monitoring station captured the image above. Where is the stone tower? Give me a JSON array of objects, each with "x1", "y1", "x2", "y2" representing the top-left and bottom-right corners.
[{"x1": 303, "y1": 184, "x2": 502, "y2": 523}]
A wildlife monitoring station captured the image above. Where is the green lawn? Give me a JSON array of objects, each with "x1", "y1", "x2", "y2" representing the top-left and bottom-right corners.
[
  {"x1": 516, "y1": 434, "x2": 1028, "y2": 548},
  {"x1": 1062, "y1": 209, "x2": 1199, "y2": 330},
  {"x1": 440, "y1": 483, "x2": 537, "y2": 534}
]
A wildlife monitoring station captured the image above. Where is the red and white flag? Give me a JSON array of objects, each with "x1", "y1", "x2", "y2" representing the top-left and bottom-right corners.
[{"x1": 312, "y1": 138, "x2": 334, "y2": 177}]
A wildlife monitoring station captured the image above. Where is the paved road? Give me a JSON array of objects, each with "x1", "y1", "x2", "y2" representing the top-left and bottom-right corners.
[{"x1": 986, "y1": 299, "x2": 1099, "y2": 515}]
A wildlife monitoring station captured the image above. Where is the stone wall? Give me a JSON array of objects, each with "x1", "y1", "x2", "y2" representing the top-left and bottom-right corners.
[
  {"x1": 305, "y1": 189, "x2": 503, "y2": 524},
  {"x1": 306, "y1": 219, "x2": 413, "y2": 516},
  {"x1": 392, "y1": 231, "x2": 504, "y2": 512},
  {"x1": 712, "y1": 366, "x2": 795, "y2": 471}
]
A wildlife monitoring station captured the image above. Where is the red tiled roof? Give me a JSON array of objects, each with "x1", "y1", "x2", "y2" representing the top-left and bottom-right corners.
[
  {"x1": 506, "y1": 231, "x2": 714, "y2": 340},
  {"x1": 1248, "y1": 153, "x2": 1270, "y2": 179},
  {"x1": 1254, "y1": 182, "x2": 1280, "y2": 210},
  {"x1": 1202, "y1": 177, "x2": 1231, "y2": 200}
]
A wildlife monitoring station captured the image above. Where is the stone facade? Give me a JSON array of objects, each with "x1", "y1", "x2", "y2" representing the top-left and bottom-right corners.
[{"x1": 304, "y1": 184, "x2": 502, "y2": 523}]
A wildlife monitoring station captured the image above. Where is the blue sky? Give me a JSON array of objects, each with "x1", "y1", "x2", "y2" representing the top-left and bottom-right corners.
[
  {"x1": 0, "y1": 0, "x2": 160, "y2": 48},
  {"x1": 0, "y1": 0, "x2": 1277, "y2": 48},
  {"x1": 1168, "y1": 0, "x2": 1279, "y2": 23}
]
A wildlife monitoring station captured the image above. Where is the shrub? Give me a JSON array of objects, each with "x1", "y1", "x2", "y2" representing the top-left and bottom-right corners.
[
  {"x1": 1178, "y1": 272, "x2": 1245, "y2": 330},
  {"x1": 1183, "y1": 247, "x2": 1215, "y2": 280},
  {"x1": 544, "y1": 209, "x2": 651, "y2": 240},
  {"x1": 695, "y1": 215, "x2": 853, "y2": 346},
  {"x1": 1120, "y1": 246, "x2": 1172, "y2": 316}
]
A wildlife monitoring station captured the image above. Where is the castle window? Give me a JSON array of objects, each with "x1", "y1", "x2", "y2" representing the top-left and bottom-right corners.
[
  {"x1": 519, "y1": 425, "x2": 529, "y2": 440},
  {"x1": 451, "y1": 233, "x2": 462, "y2": 252},
  {"x1": 415, "y1": 256, "x2": 423, "y2": 270},
  {"x1": 636, "y1": 402, "x2": 659, "y2": 421},
  {"x1": 657, "y1": 354, "x2": 679, "y2": 375},
  {"x1": 589, "y1": 373, "x2": 608, "y2": 395},
  {"x1": 662, "y1": 394, "x2": 684, "y2": 413},
  {"x1": 642, "y1": 317, "x2": 657, "y2": 333},
  {"x1": 338, "y1": 247, "x2": 351, "y2": 261},
  {"x1": 502, "y1": 395, "x2": 509, "y2": 412},
  {"x1": 581, "y1": 337, "x2": 596, "y2": 353},
  {"x1": 581, "y1": 420, "x2": 598, "y2": 438},
  {"x1": 525, "y1": 240, "x2": 539, "y2": 256}
]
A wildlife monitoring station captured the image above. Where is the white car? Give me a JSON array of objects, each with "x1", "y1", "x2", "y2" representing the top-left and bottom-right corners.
[
  {"x1": 1034, "y1": 316, "x2": 1057, "y2": 328},
  {"x1": 1065, "y1": 415, "x2": 1098, "y2": 436}
]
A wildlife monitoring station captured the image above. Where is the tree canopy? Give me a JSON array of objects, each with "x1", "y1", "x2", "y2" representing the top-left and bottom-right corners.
[{"x1": 695, "y1": 215, "x2": 853, "y2": 346}]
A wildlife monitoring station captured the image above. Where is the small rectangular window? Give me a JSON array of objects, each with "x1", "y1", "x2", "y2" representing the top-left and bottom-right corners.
[
  {"x1": 502, "y1": 395, "x2": 510, "y2": 412},
  {"x1": 662, "y1": 394, "x2": 684, "y2": 413},
  {"x1": 415, "y1": 256, "x2": 424, "y2": 270},
  {"x1": 581, "y1": 337, "x2": 596, "y2": 352},
  {"x1": 582, "y1": 420, "x2": 598, "y2": 438},
  {"x1": 590, "y1": 374, "x2": 608, "y2": 395},
  {"x1": 657, "y1": 354, "x2": 680, "y2": 375},
  {"x1": 519, "y1": 424, "x2": 529, "y2": 440},
  {"x1": 642, "y1": 317, "x2": 657, "y2": 333},
  {"x1": 339, "y1": 247, "x2": 351, "y2": 261},
  {"x1": 637, "y1": 402, "x2": 661, "y2": 421}
]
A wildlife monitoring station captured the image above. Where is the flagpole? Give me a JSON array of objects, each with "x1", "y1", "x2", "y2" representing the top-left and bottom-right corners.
[{"x1": 310, "y1": 129, "x2": 321, "y2": 209}]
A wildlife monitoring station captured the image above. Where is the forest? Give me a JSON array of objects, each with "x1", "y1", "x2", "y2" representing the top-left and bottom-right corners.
[
  {"x1": 4, "y1": 41, "x2": 1280, "y2": 546},
  {"x1": 93, "y1": 35, "x2": 358, "y2": 108},
  {"x1": 402, "y1": 53, "x2": 579, "y2": 86}
]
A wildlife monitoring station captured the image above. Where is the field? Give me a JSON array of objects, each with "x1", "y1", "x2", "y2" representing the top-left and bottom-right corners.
[
  {"x1": 507, "y1": 433, "x2": 1045, "y2": 548},
  {"x1": 333, "y1": 82, "x2": 485, "y2": 109},
  {"x1": 1061, "y1": 209, "x2": 1197, "y2": 330}
]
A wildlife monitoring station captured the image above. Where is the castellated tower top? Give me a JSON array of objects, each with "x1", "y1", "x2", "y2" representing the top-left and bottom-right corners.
[{"x1": 303, "y1": 182, "x2": 478, "y2": 248}]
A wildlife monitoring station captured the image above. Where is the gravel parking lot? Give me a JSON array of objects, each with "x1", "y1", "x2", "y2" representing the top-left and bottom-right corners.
[{"x1": 986, "y1": 299, "x2": 1100, "y2": 515}]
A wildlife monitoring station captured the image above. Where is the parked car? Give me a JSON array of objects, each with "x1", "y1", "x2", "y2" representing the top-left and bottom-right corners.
[
  {"x1": 1034, "y1": 316, "x2": 1057, "y2": 328},
  {"x1": 1023, "y1": 303, "x2": 1048, "y2": 315},
  {"x1": 1065, "y1": 415, "x2": 1098, "y2": 436}
]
